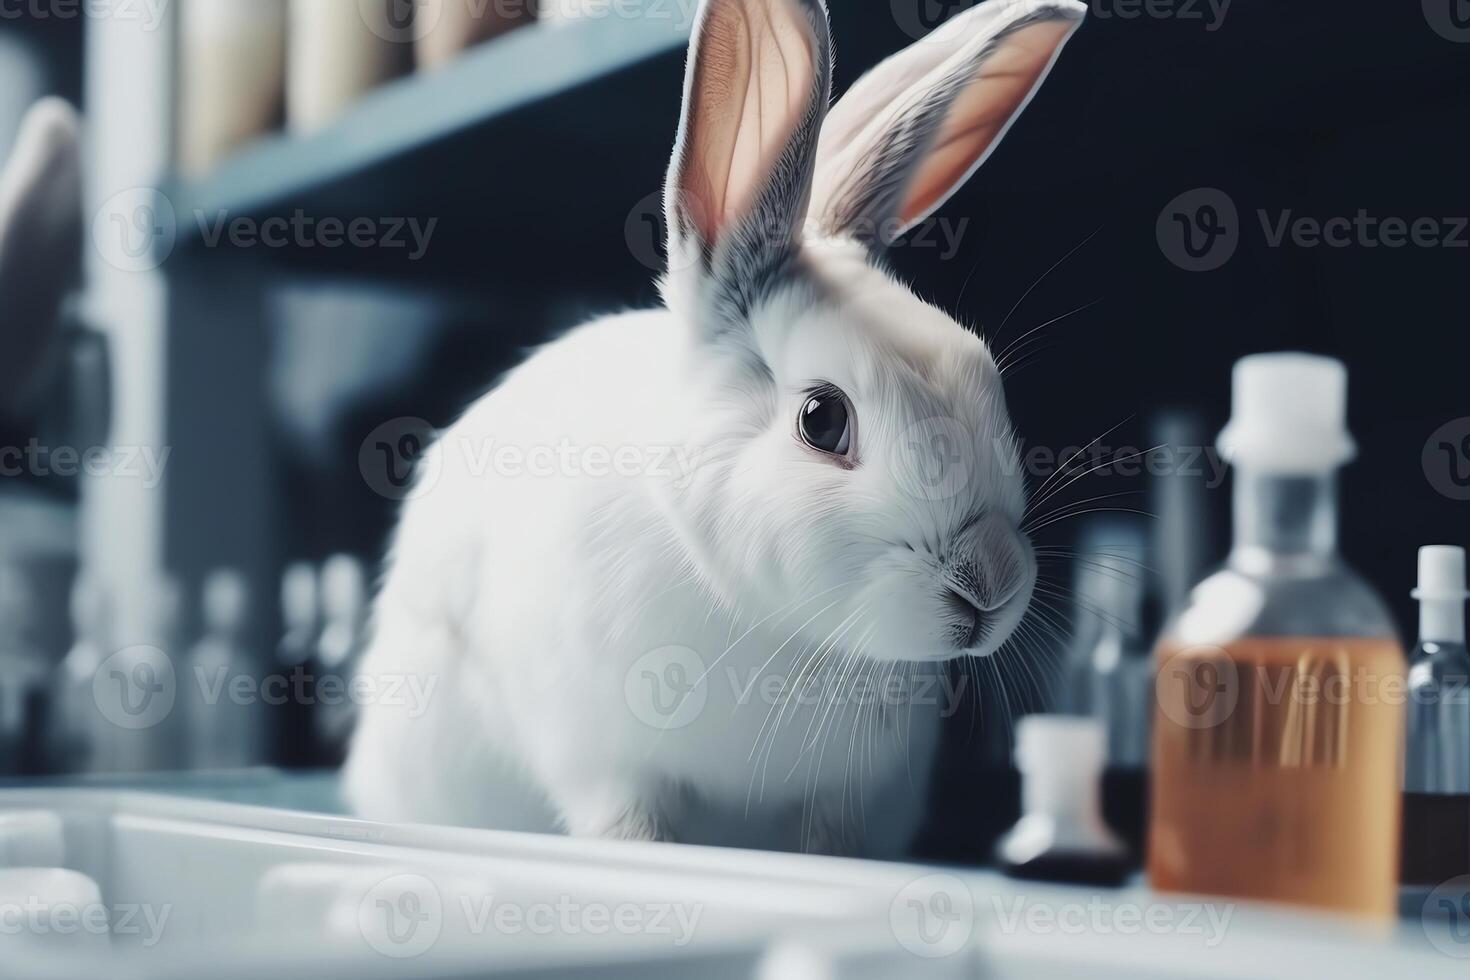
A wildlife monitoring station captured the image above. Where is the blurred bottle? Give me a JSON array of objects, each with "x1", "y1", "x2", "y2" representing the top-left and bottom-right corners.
[
  {"x1": 416, "y1": 0, "x2": 535, "y2": 70},
  {"x1": 184, "y1": 569, "x2": 265, "y2": 769},
  {"x1": 1150, "y1": 412, "x2": 1212, "y2": 620},
  {"x1": 1058, "y1": 521, "x2": 1144, "y2": 715},
  {"x1": 275, "y1": 561, "x2": 320, "y2": 767},
  {"x1": 1150, "y1": 354, "x2": 1404, "y2": 920},
  {"x1": 996, "y1": 715, "x2": 1129, "y2": 885},
  {"x1": 86, "y1": 574, "x2": 186, "y2": 774},
  {"x1": 50, "y1": 574, "x2": 110, "y2": 773},
  {"x1": 313, "y1": 554, "x2": 369, "y2": 765},
  {"x1": 0, "y1": 565, "x2": 50, "y2": 775},
  {"x1": 288, "y1": 0, "x2": 411, "y2": 133},
  {"x1": 178, "y1": 0, "x2": 288, "y2": 175},
  {"x1": 1082, "y1": 521, "x2": 1155, "y2": 861},
  {"x1": 1401, "y1": 546, "x2": 1470, "y2": 886}
]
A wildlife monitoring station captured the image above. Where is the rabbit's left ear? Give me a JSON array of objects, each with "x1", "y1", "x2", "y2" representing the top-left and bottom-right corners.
[
  {"x1": 664, "y1": 0, "x2": 831, "y2": 324},
  {"x1": 810, "y1": 0, "x2": 1084, "y2": 249}
]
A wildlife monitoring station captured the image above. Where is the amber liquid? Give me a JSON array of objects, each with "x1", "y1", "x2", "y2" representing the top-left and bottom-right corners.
[{"x1": 1149, "y1": 636, "x2": 1405, "y2": 919}]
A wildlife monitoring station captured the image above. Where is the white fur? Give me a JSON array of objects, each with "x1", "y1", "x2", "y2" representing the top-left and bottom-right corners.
[{"x1": 344, "y1": 0, "x2": 1083, "y2": 855}]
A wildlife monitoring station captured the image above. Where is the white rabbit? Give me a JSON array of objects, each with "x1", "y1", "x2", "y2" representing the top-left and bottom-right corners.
[{"x1": 345, "y1": 0, "x2": 1085, "y2": 855}]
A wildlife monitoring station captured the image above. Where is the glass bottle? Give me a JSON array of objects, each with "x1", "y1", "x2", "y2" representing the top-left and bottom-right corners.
[
  {"x1": 1149, "y1": 353, "x2": 1405, "y2": 920},
  {"x1": 1084, "y1": 520, "x2": 1154, "y2": 860},
  {"x1": 1401, "y1": 546, "x2": 1470, "y2": 885},
  {"x1": 185, "y1": 569, "x2": 264, "y2": 769},
  {"x1": 312, "y1": 554, "x2": 369, "y2": 766},
  {"x1": 275, "y1": 562, "x2": 321, "y2": 767}
]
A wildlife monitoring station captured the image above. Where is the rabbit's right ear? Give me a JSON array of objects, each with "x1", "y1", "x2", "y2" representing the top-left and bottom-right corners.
[
  {"x1": 809, "y1": 0, "x2": 1084, "y2": 250},
  {"x1": 663, "y1": 0, "x2": 831, "y2": 332}
]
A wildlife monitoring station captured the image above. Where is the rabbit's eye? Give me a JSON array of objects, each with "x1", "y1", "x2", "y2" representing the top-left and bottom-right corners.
[{"x1": 798, "y1": 386, "x2": 854, "y2": 458}]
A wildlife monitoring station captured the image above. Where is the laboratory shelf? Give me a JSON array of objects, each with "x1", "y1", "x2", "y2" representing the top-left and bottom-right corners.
[{"x1": 167, "y1": 9, "x2": 693, "y2": 286}]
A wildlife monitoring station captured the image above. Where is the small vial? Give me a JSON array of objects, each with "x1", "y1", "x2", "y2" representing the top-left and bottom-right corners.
[
  {"x1": 996, "y1": 715, "x2": 1130, "y2": 885},
  {"x1": 185, "y1": 569, "x2": 264, "y2": 769},
  {"x1": 313, "y1": 555, "x2": 369, "y2": 765},
  {"x1": 1401, "y1": 545, "x2": 1470, "y2": 886},
  {"x1": 275, "y1": 562, "x2": 321, "y2": 767}
]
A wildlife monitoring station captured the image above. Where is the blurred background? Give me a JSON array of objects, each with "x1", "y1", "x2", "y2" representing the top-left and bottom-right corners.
[{"x1": 0, "y1": 0, "x2": 1466, "y2": 863}]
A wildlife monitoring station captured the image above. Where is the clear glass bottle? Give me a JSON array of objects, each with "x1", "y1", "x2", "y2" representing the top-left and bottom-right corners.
[
  {"x1": 1085, "y1": 523, "x2": 1155, "y2": 861},
  {"x1": 1401, "y1": 546, "x2": 1470, "y2": 885},
  {"x1": 1149, "y1": 354, "x2": 1405, "y2": 920}
]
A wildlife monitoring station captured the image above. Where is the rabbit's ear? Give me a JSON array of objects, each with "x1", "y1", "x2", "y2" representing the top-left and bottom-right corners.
[
  {"x1": 664, "y1": 0, "x2": 830, "y2": 323},
  {"x1": 810, "y1": 0, "x2": 1083, "y2": 249}
]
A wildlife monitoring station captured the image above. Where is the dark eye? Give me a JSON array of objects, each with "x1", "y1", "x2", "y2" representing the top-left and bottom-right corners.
[{"x1": 798, "y1": 386, "x2": 854, "y2": 458}]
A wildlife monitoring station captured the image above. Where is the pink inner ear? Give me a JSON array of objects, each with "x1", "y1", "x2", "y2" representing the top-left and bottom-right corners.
[
  {"x1": 899, "y1": 19, "x2": 1074, "y2": 227},
  {"x1": 682, "y1": 0, "x2": 814, "y2": 244}
]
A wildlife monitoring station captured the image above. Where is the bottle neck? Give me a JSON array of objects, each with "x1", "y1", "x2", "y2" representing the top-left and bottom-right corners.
[
  {"x1": 1419, "y1": 599, "x2": 1467, "y2": 646},
  {"x1": 1229, "y1": 469, "x2": 1339, "y2": 572}
]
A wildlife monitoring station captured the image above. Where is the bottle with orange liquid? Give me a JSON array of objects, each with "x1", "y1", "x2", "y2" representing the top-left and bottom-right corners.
[{"x1": 1149, "y1": 353, "x2": 1406, "y2": 919}]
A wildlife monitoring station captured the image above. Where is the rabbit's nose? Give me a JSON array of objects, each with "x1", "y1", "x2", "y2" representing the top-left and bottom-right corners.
[{"x1": 945, "y1": 512, "x2": 1029, "y2": 613}]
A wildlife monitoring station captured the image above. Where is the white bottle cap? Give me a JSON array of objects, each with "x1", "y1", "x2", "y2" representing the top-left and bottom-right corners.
[
  {"x1": 1413, "y1": 546, "x2": 1469, "y2": 601},
  {"x1": 202, "y1": 569, "x2": 250, "y2": 634},
  {"x1": 281, "y1": 562, "x2": 320, "y2": 628},
  {"x1": 321, "y1": 555, "x2": 367, "y2": 622},
  {"x1": 1015, "y1": 714, "x2": 1105, "y2": 780},
  {"x1": 1217, "y1": 353, "x2": 1357, "y2": 473}
]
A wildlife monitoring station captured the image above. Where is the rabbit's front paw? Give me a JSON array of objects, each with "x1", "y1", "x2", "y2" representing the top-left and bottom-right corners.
[{"x1": 557, "y1": 783, "x2": 673, "y2": 843}]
